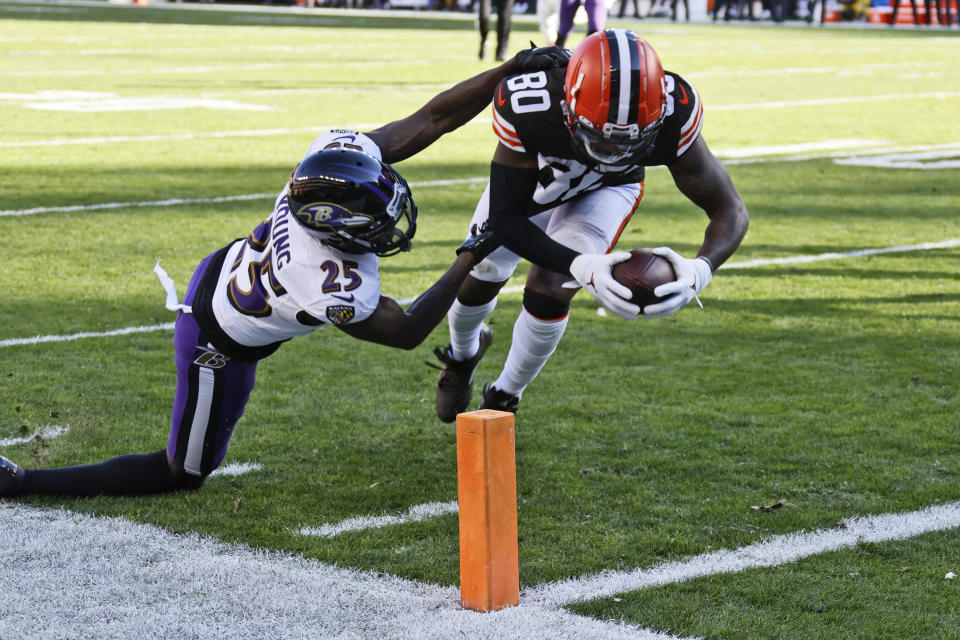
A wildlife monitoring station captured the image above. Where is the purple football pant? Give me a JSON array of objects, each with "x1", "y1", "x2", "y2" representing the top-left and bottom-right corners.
[
  {"x1": 558, "y1": 0, "x2": 606, "y2": 36},
  {"x1": 166, "y1": 252, "x2": 259, "y2": 477}
]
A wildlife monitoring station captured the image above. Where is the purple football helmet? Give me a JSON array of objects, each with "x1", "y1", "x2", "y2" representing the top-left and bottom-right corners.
[{"x1": 287, "y1": 149, "x2": 417, "y2": 257}]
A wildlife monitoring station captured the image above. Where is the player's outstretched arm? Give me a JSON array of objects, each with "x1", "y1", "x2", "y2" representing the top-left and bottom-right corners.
[
  {"x1": 643, "y1": 136, "x2": 749, "y2": 318},
  {"x1": 337, "y1": 232, "x2": 501, "y2": 350},
  {"x1": 366, "y1": 46, "x2": 570, "y2": 165},
  {"x1": 667, "y1": 135, "x2": 749, "y2": 269}
]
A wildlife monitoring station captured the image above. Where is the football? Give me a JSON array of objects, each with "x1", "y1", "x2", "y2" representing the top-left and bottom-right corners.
[{"x1": 612, "y1": 249, "x2": 677, "y2": 309}]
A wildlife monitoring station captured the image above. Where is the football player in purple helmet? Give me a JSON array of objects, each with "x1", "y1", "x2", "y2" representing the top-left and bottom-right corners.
[{"x1": 0, "y1": 45, "x2": 569, "y2": 499}]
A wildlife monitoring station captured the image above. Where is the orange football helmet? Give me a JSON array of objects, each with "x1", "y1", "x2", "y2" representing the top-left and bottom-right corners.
[{"x1": 562, "y1": 29, "x2": 667, "y2": 165}]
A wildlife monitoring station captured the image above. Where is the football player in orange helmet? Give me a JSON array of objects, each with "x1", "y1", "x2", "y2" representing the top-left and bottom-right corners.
[
  {"x1": 561, "y1": 32, "x2": 668, "y2": 165},
  {"x1": 433, "y1": 29, "x2": 749, "y2": 420}
]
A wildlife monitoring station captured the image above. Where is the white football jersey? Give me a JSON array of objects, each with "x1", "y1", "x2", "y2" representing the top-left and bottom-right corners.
[{"x1": 208, "y1": 131, "x2": 385, "y2": 348}]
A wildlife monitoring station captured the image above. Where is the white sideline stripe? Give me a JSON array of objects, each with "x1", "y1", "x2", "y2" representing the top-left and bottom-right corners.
[
  {"x1": 5, "y1": 43, "x2": 341, "y2": 57},
  {"x1": 2, "y1": 503, "x2": 678, "y2": 640},
  {"x1": 1, "y1": 239, "x2": 956, "y2": 350},
  {"x1": 723, "y1": 141, "x2": 960, "y2": 165},
  {"x1": 5, "y1": 140, "x2": 959, "y2": 216},
  {"x1": 0, "y1": 425, "x2": 68, "y2": 448},
  {"x1": 0, "y1": 178, "x2": 486, "y2": 217},
  {"x1": 685, "y1": 60, "x2": 934, "y2": 80},
  {"x1": 1, "y1": 83, "x2": 953, "y2": 146},
  {"x1": 298, "y1": 500, "x2": 459, "y2": 538},
  {"x1": 713, "y1": 91, "x2": 960, "y2": 111},
  {"x1": 834, "y1": 148, "x2": 960, "y2": 170},
  {"x1": 209, "y1": 461, "x2": 262, "y2": 477},
  {"x1": 3, "y1": 58, "x2": 431, "y2": 78},
  {"x1": 27, "y1": 96, "x2": 274, "y2": 113},
  {"x1": 711, "y1": 138, "x2": 886, "y2": 158},
  {"x1": 6, "y1": 500, "x2": 960, "y2": 639},
  {"x1": 721, "y1": 238, "x2": 960, "y2": 269},
  {"x1": 526, "y1": 501, "x2": 960, "y2": 608},
  {"x1": 0, "y1": 193, "x2": 272, "y2": 217},
  {"x1": 0, "y1": 125, "x2": 378, "y2": 148},
  {"x1": 0, "y1": 323, "x2": 175, "y2": 348}
]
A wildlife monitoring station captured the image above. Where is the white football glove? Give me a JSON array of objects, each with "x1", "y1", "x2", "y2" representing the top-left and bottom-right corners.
[
  {"x1": 642, "y1": 247, "x2": 713, "y2": 319},
  {"x1": 565, "y1": 252, "x2": 640, "y2": 320}
]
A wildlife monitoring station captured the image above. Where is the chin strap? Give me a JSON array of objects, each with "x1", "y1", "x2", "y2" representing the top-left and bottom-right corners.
[{"x1": 153, "y1": 259, "x2": 192, "y2": 314}]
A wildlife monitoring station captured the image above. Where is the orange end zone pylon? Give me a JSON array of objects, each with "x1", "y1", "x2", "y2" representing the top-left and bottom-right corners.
[{"x1": 456, "y1": 409, "x2": 520, "y2": 612}]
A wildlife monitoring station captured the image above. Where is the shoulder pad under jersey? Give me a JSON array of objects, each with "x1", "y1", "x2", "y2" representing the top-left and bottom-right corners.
[{"x1": 653, "y1": 72, "x2": 704, "y2": 163}]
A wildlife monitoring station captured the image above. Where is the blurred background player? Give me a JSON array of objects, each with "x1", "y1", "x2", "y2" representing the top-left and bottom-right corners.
[
  {"x1": 0, "y1": 47, "x2": 569, "y2": 499},
  {"x1": 555, "y1": 0, "x2": 607, "y2": 48},
  {"x1": 538, "y1": 0, "x2": 561, "y2": 46},
  {"x1": 478, "y1": 0, "x2": 516, "y2": 60},
  {"x1": 617, "y1": 0, "x2": 643, "y2": 20},
  {"x1": 432, "y1": 29, "x2": 749, "y2": 421}
]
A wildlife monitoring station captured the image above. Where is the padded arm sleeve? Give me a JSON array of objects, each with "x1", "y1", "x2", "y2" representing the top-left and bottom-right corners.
[{"x1": 488, "y1": 162, "x2": 579, "y2": 276}]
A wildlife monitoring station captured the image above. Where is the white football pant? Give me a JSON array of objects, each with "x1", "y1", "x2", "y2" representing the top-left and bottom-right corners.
[{"x1": 450, "y1": 181, "x2": 643, "y2": 397}]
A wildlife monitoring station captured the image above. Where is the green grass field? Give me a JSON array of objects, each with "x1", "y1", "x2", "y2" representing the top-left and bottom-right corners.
[{"x1": 1, "y1": 1, "x2": 959, "y2": 637}]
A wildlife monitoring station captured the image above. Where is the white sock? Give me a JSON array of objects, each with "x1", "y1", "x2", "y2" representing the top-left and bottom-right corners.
[
  {"x1": 448, "y1": 298, "x2": 497, "y2": 360},
  {"x1": 492, "y1": 308, "x2": 568, "y2": 397}
]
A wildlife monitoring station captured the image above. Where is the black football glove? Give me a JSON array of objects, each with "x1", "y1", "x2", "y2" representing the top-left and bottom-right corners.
[
  {"x1": 456, "y1": 223, "x2": 501, "y2": 263},
  {"x1": 514, "y1": 42, "x2": 571, "y2": 72}
]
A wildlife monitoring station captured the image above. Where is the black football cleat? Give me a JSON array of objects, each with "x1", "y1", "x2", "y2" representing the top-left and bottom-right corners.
[
  {"x1": 479, "y1": 384, "x2": 520, "y2": 415},
  {"x1": 0, "y1": 455, "x2": 25, "y2": 498},
  {"x1": 434, "y1": 324, "x2": 493, "y2": 423}
]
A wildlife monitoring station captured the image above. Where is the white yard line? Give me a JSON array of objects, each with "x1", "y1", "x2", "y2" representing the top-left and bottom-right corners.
[
  {"x1": 0, "y1": 323, "x2": 175, "y2": 348},
  {"x1": 5, "y1": 43, "x2": 339, "y2": 57},
  {"x1": 723, "y1": 140, "x2": 960, "y2": 165},
  {"x1": 0, "y1": 81, "x2": 953, "y2": 144},
  {"x1": 710, "y1": 138, "x2": 887, "y2": 158},
  {"x1": 2, "y1": 140, "x2": 956, "y2": 216},
  {"x1": 712, "y1": 91, "x2": 960, "y2": 111},
  {"x1": 298, "y1": 500, "x2": 459, "y2": 538},
  {"x1": 526, "y1": 501, "x2": 960, "y2": 608},
  {"x1": 0, "y1": 193, "x2": 275, "y2": 217},
  {"x1": 684, "y1": 60, "x2": 937, "y2": 79},
  {"x1": 3, "y1": 58, "x2": 432, "y2": 78},
  {"x1": 0, "y1": 125, "x2": 368, "y2": 148},
  {"x1": 721, "y1": 238, "x2": 960, "y2": 269},
  {"x1": 0, "y1": 502, "x2": 685, "y2": 640},
  {"x1": 0, "y1": 177, "x2": 487, "y2": 217},
  {"x1": 0, "y1": 239, "x2": 956, "y2": 350},
  {"x1": 209, "y1": 461, "x2": 262, "y2": 477},
  {"x1": 12, "y1": 94, "x2": 276, "y2": 113},
  {"x1": 4, "y1": 499, "x2": 960, "y2": 639},
  {"x1": 834, "y1": 148, "x2": 960, "y2": 170},
  {"x1": 0, "y1": 425, "x2": 68, "y2": 447}
]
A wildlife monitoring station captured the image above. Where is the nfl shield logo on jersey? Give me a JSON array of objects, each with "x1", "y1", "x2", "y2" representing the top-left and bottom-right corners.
[{"x1": 326, "y1": 305, "x2": 356, "y2": 326}]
